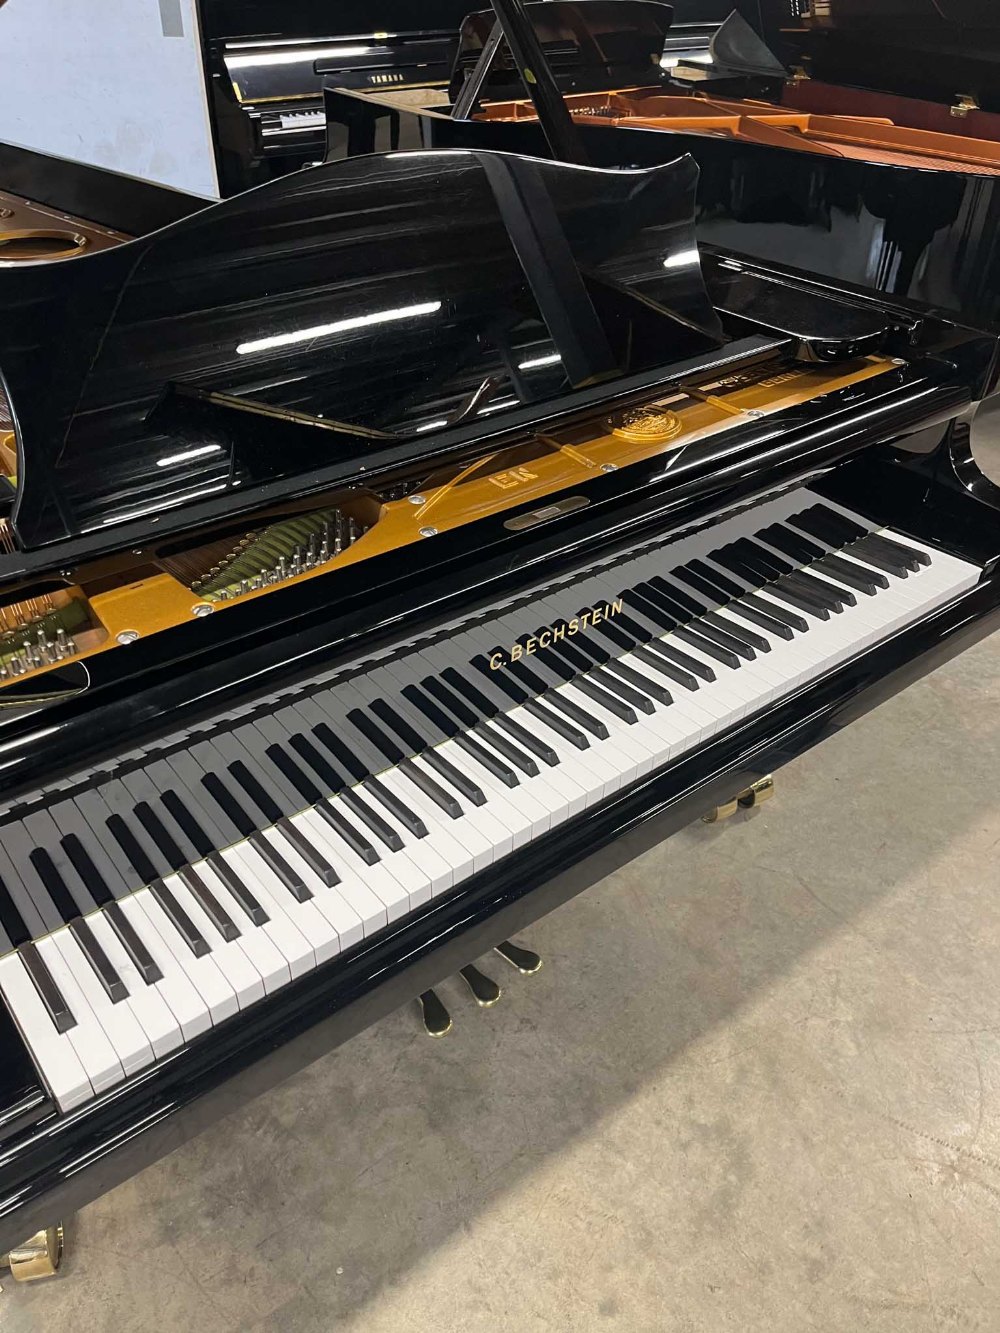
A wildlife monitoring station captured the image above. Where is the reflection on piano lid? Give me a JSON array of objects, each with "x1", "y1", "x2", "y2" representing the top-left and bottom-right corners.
[
  {"x1": 0, "y1": 138, "x2": 998, "y2": 1256},
  {"x1": 324, "y1": 0, "x2": 1000, "y2": 329}
]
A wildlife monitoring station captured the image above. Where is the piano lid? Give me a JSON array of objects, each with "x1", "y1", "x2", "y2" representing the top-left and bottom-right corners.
[
  {"x1": 0, "y1": 149, "x2": 721, "y2": 554},
  {"x1": 726, "y1": 0, "x2": 1000, "y2": 112}
]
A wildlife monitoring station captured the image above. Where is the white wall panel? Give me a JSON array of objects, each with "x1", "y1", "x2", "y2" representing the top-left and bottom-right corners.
[{"x1": 0, "y1": 0, "x2": 219, "y2": 198}]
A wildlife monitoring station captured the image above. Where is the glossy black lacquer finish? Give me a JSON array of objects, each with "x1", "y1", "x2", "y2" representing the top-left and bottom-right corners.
[
  {"x1": 338, "y1": 103, "x2": 1000, "y2": 334},
  {"x1": 0, "y1": 150, "x2": 720, "y2": 557},
  {"x1": 1, "y1": 442, "x2": 1000, "y2": 1255}
]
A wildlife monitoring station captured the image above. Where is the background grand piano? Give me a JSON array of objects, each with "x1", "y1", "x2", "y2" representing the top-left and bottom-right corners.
[{"x1": 325, "y1": 0, "x2": 1000, "y2": 330}]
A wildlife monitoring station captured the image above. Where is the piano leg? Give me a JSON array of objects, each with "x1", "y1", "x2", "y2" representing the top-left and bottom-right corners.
[
  {"x1": 703, "y1": 775, "x2": 775, "y2": 823},
  {"x1": 1, "y1": 1223, "x2": 64, "y2": 1283}
]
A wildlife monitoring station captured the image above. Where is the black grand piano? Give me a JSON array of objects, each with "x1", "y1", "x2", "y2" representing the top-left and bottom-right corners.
[
  {"x1": 325, "y1": 0, "x2": 1000, "y2": 331},
  {"x1": 0, "y1": 119, "x2": 998, "y2": 1265}
]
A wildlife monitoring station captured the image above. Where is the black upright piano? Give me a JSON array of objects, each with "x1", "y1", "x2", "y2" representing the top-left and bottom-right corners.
[
  {"x1": 325, "y1": 0, "x2": 1000, "y2": 330},
  {"x1": 0, "y1": 126, "x2": 999, "y2": 1258}
]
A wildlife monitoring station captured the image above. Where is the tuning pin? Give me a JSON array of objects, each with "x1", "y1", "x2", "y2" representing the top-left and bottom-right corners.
[
  {"x1": 494, "y1": 940, "x2": 542, "y2": 975},
  {"x1": 418, "y1": 989, "x2": 452, "y2": 1038},
  {"x1": 459, "y1": 964, "x2": 501, "y2": 1007}
]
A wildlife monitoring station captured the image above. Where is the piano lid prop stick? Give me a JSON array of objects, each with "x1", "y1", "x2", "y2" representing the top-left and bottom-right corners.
[{"x1": 486, "y1": 0, "x2": 590, "y2": 165}]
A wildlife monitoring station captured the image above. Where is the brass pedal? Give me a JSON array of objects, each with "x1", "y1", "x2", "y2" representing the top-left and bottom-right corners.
[
  {"x1": 703, "y1": 775, "x2": 774, "y2": 824},
  {"x1": 418, "y1": 989, "x2": 452, "y2": 1038},
  {"x1": 460, "y1": 964, "x2": 502, "y2": 1007},
  {"x1": 0, "y1": 1224, "x2": 64, "y2": 1283},
  {"x1": 738, "y1": 774, "x2": 774, "y2": 810},
  {"x1": 494, "y1": 939, "x2": 543, "y2": 974}
]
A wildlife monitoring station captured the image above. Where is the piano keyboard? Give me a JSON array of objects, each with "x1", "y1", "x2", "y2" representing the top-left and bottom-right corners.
[{"x1": 0, "y1": 489, "x2": 981, "y2": 1112}]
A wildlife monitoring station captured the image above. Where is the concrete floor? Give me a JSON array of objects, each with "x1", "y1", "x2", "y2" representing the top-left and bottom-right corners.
[{"x1": 4, "y1": 440, "x2": 1000, "y2": 1332}]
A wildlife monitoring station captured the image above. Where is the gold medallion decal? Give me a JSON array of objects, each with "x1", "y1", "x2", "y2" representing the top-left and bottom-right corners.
[{"x1": 609, "y1": 407, "x2": 683, "y2": 445}]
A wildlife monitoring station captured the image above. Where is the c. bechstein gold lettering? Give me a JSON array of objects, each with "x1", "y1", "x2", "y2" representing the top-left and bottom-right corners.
[{"x1": 490, "y1": 601, "x2": 623, "y2": 668}]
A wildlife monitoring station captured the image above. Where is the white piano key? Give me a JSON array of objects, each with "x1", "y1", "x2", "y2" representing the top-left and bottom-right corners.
[
  {"x1": 87, "y1": 913, "x2": 182, "y2": 1060},
  {"x1": 49, "y1": 928, "x2": 154, "y2": 1077},
  {"x1": 35, "y1": 935, "x2": 124, "y2": 1095},
  {"x1": 378, "y1": 767, "x2": 477, "y2": 884},
  {"x1": 129, "y1": 890, "x2": 238, "y2": 1026},
  {"x1": 163, "y1": 873, "x2": 265, "y2": 1009},
  {"x1": 290, "y1": 806, "x2": 396, "y2": 933},
  {"x1": 231, "y1": 839, "x2": 341, "y2": 966},
  {"x1": 116, "y1": 895, "x2": 212, "y2": 1042},
  {"x1": 193, "y1": 860, "x2": 291, "y2": 994},
  {"x1": 0, "y1": 952, "x2": 92, "y2": 1112}
]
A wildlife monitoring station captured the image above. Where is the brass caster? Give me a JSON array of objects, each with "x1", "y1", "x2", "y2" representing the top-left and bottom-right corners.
[
  {"x1": 418, "y1": 989, "x2": 452, "y2": 1038},
  {"x1": 460, "y1": 964, "x2": 502, "y2": 1007},
  {"x1": 702, "y1": 797, "x2": 739, "y2": 824},
  {"x1": 1, "y1": 1224, "x2": 64, "y2": 1282},
  {"x1": 738, "y1": 775, "x2": 774, "y2": 811},
  {"x1": 495, "y1": 939, "x2": 542, "y2": 975}
]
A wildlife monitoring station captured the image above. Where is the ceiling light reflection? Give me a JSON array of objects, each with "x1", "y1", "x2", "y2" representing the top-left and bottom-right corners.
[{"x1": 237, "y1": 301, "x2": 442, "y2": 356}]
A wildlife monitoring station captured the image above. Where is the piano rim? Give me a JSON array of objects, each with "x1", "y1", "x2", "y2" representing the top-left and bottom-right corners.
[{"x1": 0, "y1": 542, "x2": 997, "y2": 1253}]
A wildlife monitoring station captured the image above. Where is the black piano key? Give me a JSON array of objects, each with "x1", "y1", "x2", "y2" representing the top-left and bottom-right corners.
[
  {"x1": 455, "y1": 731, "x2": 520, "y2": 787},
  {"x1": 786, "y1": 507, "x2": 851, "y2": 549},
  {"x1": 686, "y1": 558, "x2": 746, "y2": 600},
  {"x1": 622, "y1": 586, "x2": 677, "y2": 632},
  {"x1": 0, "y1": 865, "x2": 32, "y2": 947},
  {"x1": 590, "y1": 665, "x2": 656, "y2": 714},
  {"x1": 265, "y1": 742, "x2": 323, "y2": 805},
  {"x1": 573, "y1": 674, "x2": 638, "y2": 724},
  {"x1": 710, "y1": 544, "x2": 771, "y2": 588},
  {"x1": 492, "y1": 712, "x2": 559, "y2": 767},
  {"x1": 345, "y1": 707, "x2": 405, "y2": 766},
  {"x1": 741, "y1": 591, "x2": 807, "y2": 634},
  {"x1": 758, "y1": 522, "x2": 825, "y2": 563},
  {"x1": 248, "y1": 832, "x2": 313, "y2": 902},
  {"x1": 787, "y1": 568, "x2": 852, "y2": 610},
  {"x1": 440, "y1": 665, "x2": 503, "y2": 719},
  {"x1": 565, "y1": 619, "x2": 612, "y2": 665},
  {"x1": 603, "y1": 657, "x2": 673, "y2": 706},
  {"x1": 287, "y1": 731, "x2": 351, "y2": 794},
  {"x1": 178, "y1": 865, "x2": 242, "y2": 941},
  {"x1": 206, "y1": 853, "x2": 269, "y2": 927},
  {"x1": 479, "y1": 721, "x2": 539, "y2": 777},
  {"x1": 650, "y1": 575, "x2": 707, "y2": 618},
  {"x1": 423, "y1": 748, "x2": 487, "y2": 806},
  {"x1": 59, "y1": 832, "x2": 115, "y2": 908},
  {"x1": 674, "y1": 625, "x2": 741, "y2": 670},
  {"x1": 673, "y1": 566, "x2": 727, "y2": 606},
  {"x1": 276, "y1": 818, "x2": 340, "y2": 887},
  {"x1": 655, "y1": 640, "x2": 716, "y2": 682},
  {"x1": 866, "y1": 531, "x2": 930, "y2": 569},
  {"x1": 524, "y1": 697, "x2": 590, "y2": 750},
  {"x1": 586, "y1": 614, "x2": 640, "y2": 653},
  {"x1": 766, "y1": 580, "x2": 830, "y2": 620},
  {"x1": 104, "y1": 901, "x2": 163, "y2": 984},
  {"x1": 814, "y1": 553, "x2": 885, "y2": 595},
  {"x1": 70, "y1": 917, "x2": 129, "y2": 1003},
  {"x1": 855, "y1": 531, "x2": 925, "y2": 572},
  {"x1": 612, "y1": 609, "x2": 659, "y2": 645},
  {"x1": 532, "y1": 635, "x2": 590, "y2": 679},
  {"x1": 403, "y1": 683, "x2": 462, "y2": 740},
  {"x1": 635, "y1": 579, "x2": 691, "y2": 625},
  {"x1": 421, "y1": 676, "x2": 480, "y2": 729},
  {"x1": 724, "y1": 599, "x2": 793, "y2": 641},
  {"x1": 692, "y1": 617, "x2": 758, "y2": 660},
  {"x1": 340, "y1": 788, "x2": 405, "y2": 852},
  {"x1": 106, "y1": 814, "x2": 159, "y2": 887},
  {"x1": 308, "y1": 717, "x2": 371, "y2": 782},
  {"x1": 20, "y1": 942, "x2": 76, "y2": 1033},
  {"x1": 96, "y1": 784, "x2": 175, "y2": 882},
  {"x1": 703, "y1": 611, "x2": 771, "y2": 654},
  {"x1": 333, "y1": 684, "x2": 397, "y2": 777},
  {"x1": 631, "y1": 644, "x2": 699, "y2": 691},
  {"x1": 158, "y1": 790, "x2": 216, "y2": 860},
  {"x1": 219, "y1": 730, "x2": 297, "y2": 817},
  {"x1": 229, "y1": 760, "x2": 286, "y2": 822},
  {"x1": 23, "y1": 810, "x2": 101, "y2": 918},
  {"x1": 844, "y1": 536, "x2": 909, "y2": 578},
  {"x1": 471, "y1": 654, "x2": 529, "y2": 704},
  {"x1": 149, "y1": 879, "x2": 211, "y2": 958},
  {"x1": 315, "y1": 801, "x2": 381, "y2": 865},
  {"x1": 29, "y1": 847, "x2": 84, "y2": 926},
  {"x1": 399, "y1": 758, "x2": 462, "y2": 818},
  {"x1": 736, "y1": 539, "x2": 793, "y2": 578},
  {"x1": 134, "y1": 802, "x2": 187, "y2": 872},
  {"x1": 498, "y1": 653, "x2": 552, "y2": 698},
  {"x1": 365, "y1": 776, "x2": 429, "y2": 838},
  {"x1": 121, "y1": 770, "x2": 202, "y2": 867},
  {"x1": 162, "y1": 750, "x2": 245, "y2": 847},
  {"x1": 201, "y1": 771, "x2": 258, "y2": 837},
  {"x1": 804, "y1": 502, "x2": 869, "y2": 543}
]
